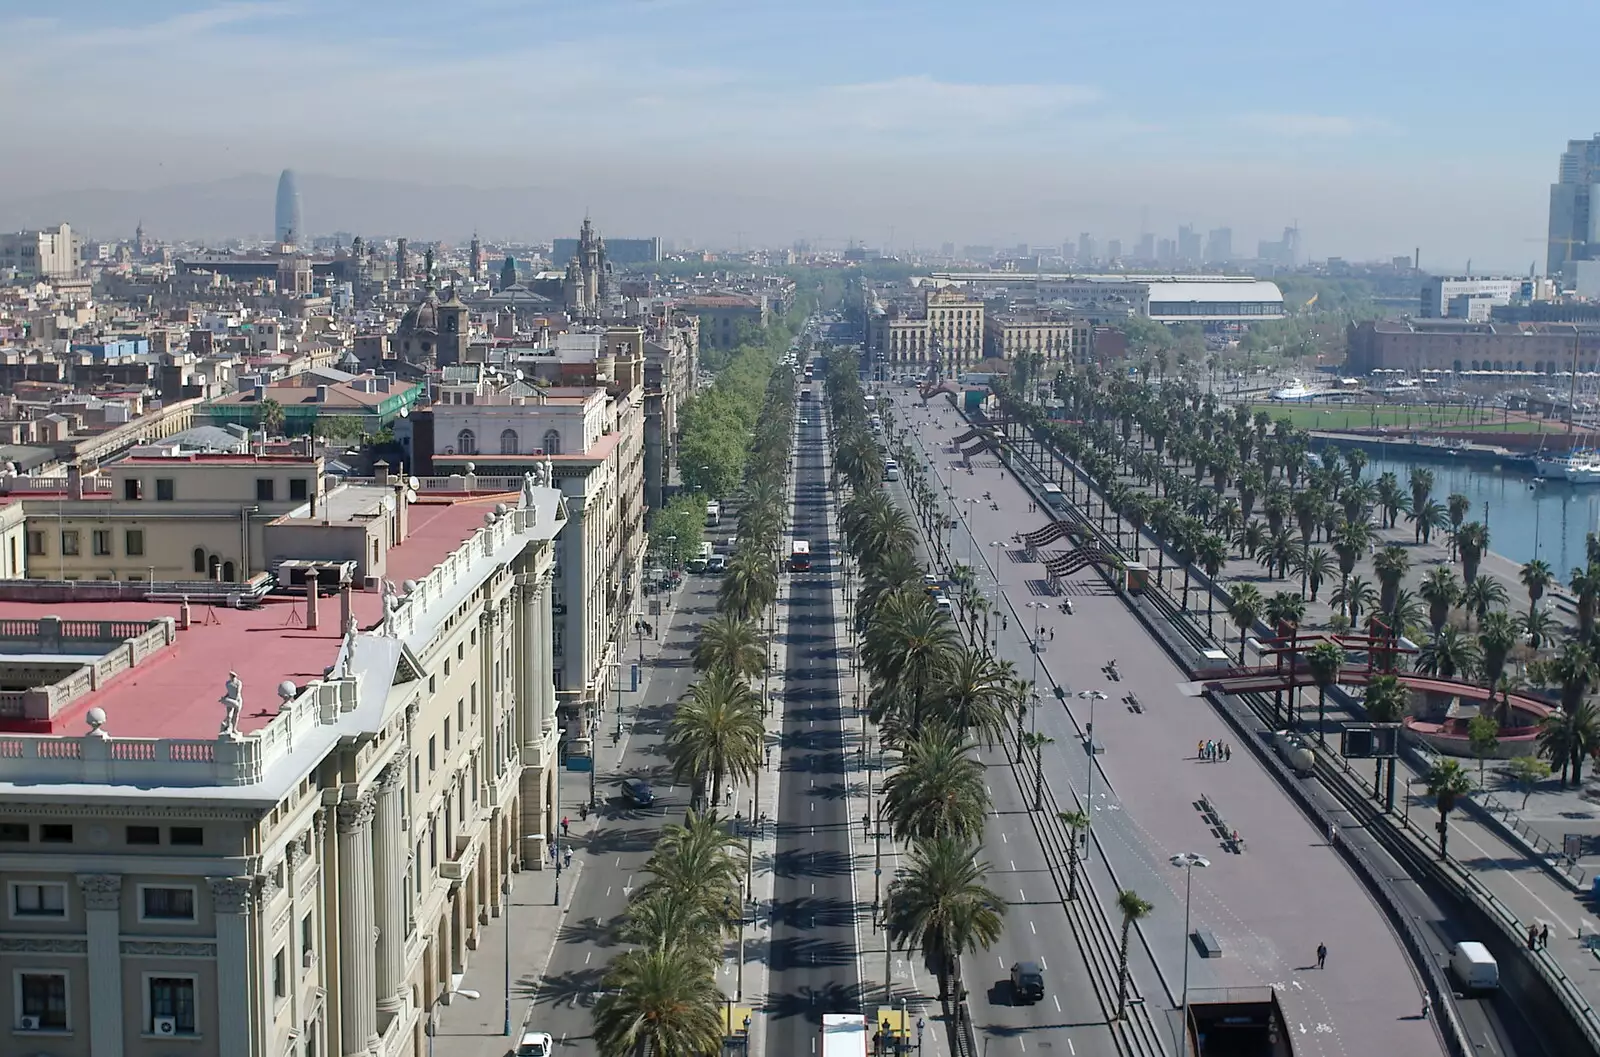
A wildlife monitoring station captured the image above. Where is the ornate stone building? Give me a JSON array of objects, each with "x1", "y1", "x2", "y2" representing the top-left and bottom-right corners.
[
  {"x1": 560, "y1": 218, "x2": 610, "y2": 318},
  {"x1": 0, "y1": 475, "x2": 565, "y2": 1057}
]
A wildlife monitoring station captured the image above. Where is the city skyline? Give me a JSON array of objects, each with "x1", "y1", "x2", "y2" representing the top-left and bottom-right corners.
[{"x1": 0, "y1": 0, "x2": 1593, "y2": 269}]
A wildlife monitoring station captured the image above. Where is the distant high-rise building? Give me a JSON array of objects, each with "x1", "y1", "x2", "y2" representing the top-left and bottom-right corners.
[
  {"x1": 274, "y1": 169, "x2": 302, "y2": 245},
  {"x1": 1136, "y1": 233, "x2": 1155, "y2": 261},
  {"x1": 1106, "y1": 239, "x2": 1123, "y2": 262},
  {"x1": 1548, "y1": 135, "x2": 1600, "y2": 277},
  {"x1": 1078, "y1": 233, "x2": 1094, "y2": 264},
  {"x1": 1257, "y1": 226, "x2": 1302, "y2": 267},
  {"x1": 1205, "y1": 227, "x2": 1233, "y2": 263},
  {"x1": 1157, "y1": 238, "x2": 1175, "y2": 265},
  {"x1": 469, "y1": 233, "x2": 482, "y2": 280},
  {"x1": 1176, "y1": 225, "x2": 1202, "y2": 263}
]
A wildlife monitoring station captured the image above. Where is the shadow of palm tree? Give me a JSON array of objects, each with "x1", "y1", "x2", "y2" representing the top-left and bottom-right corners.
[
  {"x1": 774, "y1": 895, "x2": 860, "y2": 929},
  {"x1": 529, "y1": 966, "x2": 607, "y2": 1009},
  {"x1": 557, "y1": 911, "x2": 626, "y2": 946},
  {"x1": 762, "y1": 980, "x2": 871, "y2": 1020},
  {"x1": 772, "y1": 848, "x2": 854, "y2": 879},
  {"x1": 770, "y1": 937, "x2": 856, "y2": 971}
]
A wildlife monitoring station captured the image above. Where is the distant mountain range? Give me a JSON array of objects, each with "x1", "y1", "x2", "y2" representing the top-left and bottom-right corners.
[{"x1": 0, "y1": 172, "x2": 771, "y2": 245}]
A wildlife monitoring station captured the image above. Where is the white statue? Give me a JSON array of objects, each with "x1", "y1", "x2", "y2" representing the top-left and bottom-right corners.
[
  {"x1": 542, "y1": 454, "x2": 554, "y2": 487},
  {"x1": 522, "y1": 471, "x2": 538, "y2": 506},
  {"x1": 219, "y1": 671, "x2": 243, "y2": 736}
]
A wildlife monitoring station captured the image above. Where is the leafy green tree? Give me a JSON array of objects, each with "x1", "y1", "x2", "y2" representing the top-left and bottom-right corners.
[
  {"x1": 649, "y1": 495, "x2": 705, "y2": 566},
  {"x1": 256, "y1": 398, "x2": 286, "y2": 435},
  {"x1": 1417, "y1": 626, "x2": 1481, "y2": 680},
  {"x1": 1468, "y1": 713, "x2": 1500, "y2": 785},
  {"x1": 1509, "y1": 755, "x2": 1552, "y2": 809},
  {"x1": 882, "y1": 725, "x2": 989, "y2": 842},
  {"x1": 1226, "y1": 583, "x2": 1263, "y2": 662},
  {"x1": 1521, "y1": 559, "x2": 1555, "y2": 615},
  {"x1": 1419, "y1": 567, "x2": 1460, "y2": 634},
  {"x1": 313, "y1": 414, "x2": 364, "y2": 441},
  {"x1": 691, "y1": 615, "x2": 766, "y2": 679},
  {"x1": 592, "y1": 945, "x2": 724, "y2": 1057},
  {"x1": 1306, "y1": 641, "x2": 1345, "y2": 743}
]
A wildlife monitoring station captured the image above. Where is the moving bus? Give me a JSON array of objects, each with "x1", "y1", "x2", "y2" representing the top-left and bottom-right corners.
[
  {"x1": 789, "y1": 540, "x2": 811, "y2": 572},
  {"x1": 803, "y1": 363, "x2": 815, "y2": 384},
  {"x1": 820, "y1": 1014, "x2": 867, "y2": 1057}
]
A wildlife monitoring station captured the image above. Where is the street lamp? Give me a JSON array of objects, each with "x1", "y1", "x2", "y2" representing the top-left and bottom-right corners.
[
  {"x1": 1025, "y1": 601, "x2": 1050, "y2": 711},
  {"x1": 1169, "y1": 853, "x2": 1211, "y2": 1057},
  {"x1": 1077, "y1": 690, "x2": 1108, "y2": 861},
  {"x1": 988, "y1": 541, "x2": 1007, "y2": 651},
  {"x1": 427, "y1": 988, "x2": 481, "y2": 1057},
  {"x1": 502, "y1": 877, "x2": 513, "y2": 1035}
]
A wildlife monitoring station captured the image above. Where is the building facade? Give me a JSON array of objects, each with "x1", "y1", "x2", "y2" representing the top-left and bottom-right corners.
[
  {"x1": 866, "y1": 288, "x2": 986, "y2": 373},
  {"x1": 982, "y1": 312, "x2": 1092, "y2": 366},
  {"x1": 1, "y1": 224, "x2": 81, "y2": 281},
  {"x1": 1548, "y1": 135, "x2": 1600, "y2": 279},
  {"x1": 1345, "y1": 319, "x2": 1600, "y2": 375},
  {"x1": 676, "y1": 295, "x2": 768, "y2": 351},
  {"x1": 0, "y1": 475, "x2": 566, "y2": 1057},
  {"x1": 1419, "y1": 276, "x2": 1527, "y2": 319}
]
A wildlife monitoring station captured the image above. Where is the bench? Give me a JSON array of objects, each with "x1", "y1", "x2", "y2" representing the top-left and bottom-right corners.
[{"x1": 1192, "y1": 929, "x2": 1223, "y2": 959}]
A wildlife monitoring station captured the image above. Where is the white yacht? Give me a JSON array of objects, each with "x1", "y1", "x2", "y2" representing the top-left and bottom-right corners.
[
  {"x1": 1533, "y1": 450, "x2": 1600, "y2": 484},
  {"x1": 1269, "y1": 378, "x2": 1323, "y2": 402}
]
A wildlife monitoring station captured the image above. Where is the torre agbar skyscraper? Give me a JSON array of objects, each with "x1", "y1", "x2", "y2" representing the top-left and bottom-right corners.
[{"x1": 275, "y1": 169, "x2": 303, "y2": 246}]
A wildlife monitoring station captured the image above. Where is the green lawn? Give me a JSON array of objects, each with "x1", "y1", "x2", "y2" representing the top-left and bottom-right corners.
[{"x1": 1242, "y1": 403, "x2": 1555, "y2": 434}]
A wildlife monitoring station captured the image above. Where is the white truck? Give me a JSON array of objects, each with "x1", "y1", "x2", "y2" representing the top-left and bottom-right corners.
[
  {"x1": 1450, "y1": 941, "x2": 1499, "y2": 992},
  {"x1": 820, "y1": 1014, "x2": 868, "y2": 1057}
]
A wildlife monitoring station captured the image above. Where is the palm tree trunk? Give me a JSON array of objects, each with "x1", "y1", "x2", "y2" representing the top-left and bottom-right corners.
[
  {"x1": 1067, "y1": 845, "x2": 1080, "y2": 901},
  {"x1": 1115, "y1": 924, "x2": 1134, "y2": 1019}
]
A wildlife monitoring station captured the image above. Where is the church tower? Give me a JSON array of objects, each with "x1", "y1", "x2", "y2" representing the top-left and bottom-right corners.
[
  {"x1": 469, "y1": 233, "x2": 482, "y2": 280},
  {"x1": 563, "y1": 256, "x2": 585, "y2": 315}
]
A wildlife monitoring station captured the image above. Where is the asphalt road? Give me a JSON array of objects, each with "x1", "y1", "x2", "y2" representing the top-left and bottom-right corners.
[
  {"x1": 764, "y1": 398, "x2": 863, "y2": 1055},
  {"x1": 530, "y1": 572, "x2": 719, "y2": 1047}
]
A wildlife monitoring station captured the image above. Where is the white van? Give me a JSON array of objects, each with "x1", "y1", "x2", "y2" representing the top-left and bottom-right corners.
[
  {"x1": 1450, "y1": 941, "x2": 1499, "y2": 992},
  {"x1": 884, "y1": 460, "x2": 900, "y2": 482}
]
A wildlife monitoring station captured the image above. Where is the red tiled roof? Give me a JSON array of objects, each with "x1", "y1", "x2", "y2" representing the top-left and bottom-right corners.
[{"x1": 0, "y1": 497, "x2": 508, "y2": 741}]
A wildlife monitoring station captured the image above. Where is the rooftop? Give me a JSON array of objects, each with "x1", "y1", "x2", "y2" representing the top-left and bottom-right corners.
[{"x1": 0, "y1": 495, "x2": 515, "y2": 743}]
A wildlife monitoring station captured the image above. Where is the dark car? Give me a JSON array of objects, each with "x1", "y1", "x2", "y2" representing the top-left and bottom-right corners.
[
  {"x1": 621, "y1": 778, "x2": 655, "y2": 806},
  {"x1": 1010, "y1": 961, "x2": 1045, "y2": 1004}
]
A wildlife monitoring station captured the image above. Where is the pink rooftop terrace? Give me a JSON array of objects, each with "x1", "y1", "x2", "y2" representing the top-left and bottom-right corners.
[{"x1": 0, "y1": 496, "x2": 512, "y2": 742}]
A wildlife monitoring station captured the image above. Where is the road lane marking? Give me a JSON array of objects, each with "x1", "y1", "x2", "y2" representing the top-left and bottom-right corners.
[
  {"x1": 1010, "y1": 861, "x2": 1016, "y2": 871},
  {"x1": 605, "y1": 887, "x2": 612, "y2": 898},
  {"x1": 1001, "y1": 833, "x2": 1008, "y2": 843},
  {"x1": 584, "y1": 952, "x2": 591, "y2": 965},
  {"x1": 1030, "y1": 921, "x2": 1037, "y2": 934},
  {"x1": 1054, "y1": 995, "x2": 1062, "y2": 1013},
  {"x1": 1019, "y1": 1041, "x2": 1026, "y2": 1052},
  {"x1": 1039, "y1": 955, "x2": 1048, "y2": 970},
  {"x1": 1067, "y1": 1039, "x2": 1074, "y2": 1055},
  {"x1": 1018, "y1": 888, "x2": 1026, "y2": 901}
]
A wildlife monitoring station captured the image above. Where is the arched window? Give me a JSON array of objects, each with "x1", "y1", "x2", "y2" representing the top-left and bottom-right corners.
[
  {"x1": 457, "y1": 429, "x2": 477, "y2": 455},
  {"x1": 542, "y1": 429, "x2": 562, "y2": 456},
  {"x1": 193, "y1": 548, "x2": 206, "y2": 574},
  {"x1": 500, "y1": 429, "x2": 519, "y2": 455},
  {"x1": 222, "y1": 561, "x2": 236, "y2": 582},
  {"x1": 208, "y1": 555, "x2": 221, "y2": 580}
]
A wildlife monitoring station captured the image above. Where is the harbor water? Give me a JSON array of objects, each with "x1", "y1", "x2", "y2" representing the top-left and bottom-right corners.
[{"x1": 1357, "y1": 450, "x2": 1600, "y2": 573}]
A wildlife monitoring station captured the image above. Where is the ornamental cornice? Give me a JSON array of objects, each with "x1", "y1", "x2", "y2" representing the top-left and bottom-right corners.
[
  {"x1": 208, "y1": 875, "x2": 255, "y2": 915},
  {"x1": 377, "y1": 761, "x2": 406, "y2": 793},
  {"x1": 120, "y1": 940, "x2": 217, "y2": 958},
  {"x1": 337, "y1": 793, "x2": 377, "y2": 833},
  {"x1": 76, "y1": 873, "x2": 123, "y2": 911},
  {"x1": 1, "y1": 802, "x2": 260, "y2": 823},
  {"x1": 0, "y1": 936, "x2": 88, "y2": 955}
]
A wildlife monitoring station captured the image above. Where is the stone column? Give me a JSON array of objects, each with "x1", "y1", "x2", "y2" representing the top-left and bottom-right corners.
[
  {"x1": 518, "y1": 575, "x2": 549, "y2": 869},
  {"x1": 77, "y1": 874, "x2": 124, "y2": 1057},
  {"x1": 373, "y1": 763, "x2": 407, "y2": 1025},
  {"x1": 209, "y1": 876, "x2": 256, "y2": 1057},
  {"x1": 337, "y1": 794, "x2": 380, "y2": 1057},
  {"x1": 538, "y1": 569, "x2": 557, "y2": 734}
]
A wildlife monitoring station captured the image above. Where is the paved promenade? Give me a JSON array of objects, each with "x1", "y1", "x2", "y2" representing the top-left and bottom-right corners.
[{"x1": 889, "y1": 390, "x2": 1448, "y2": 1057}]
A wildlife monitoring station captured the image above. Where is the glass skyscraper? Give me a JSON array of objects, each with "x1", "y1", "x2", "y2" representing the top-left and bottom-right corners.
[{"x1": 275, "y1": 169, "x2": 302, "y2": 246}]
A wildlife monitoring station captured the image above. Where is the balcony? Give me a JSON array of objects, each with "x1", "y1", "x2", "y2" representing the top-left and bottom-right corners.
[{"x1": 439, "y1": 833, "x2": 480, "y2": 882}]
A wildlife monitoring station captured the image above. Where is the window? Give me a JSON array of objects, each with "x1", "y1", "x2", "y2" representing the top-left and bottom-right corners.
[
  {"x1": 193, "y1": 548, "x2": 206, "y2": 574},
  {"x1": 148, "y1": 975, "x2": 196, "y2": 1035},
  {"x1": 541, "y1": 429, "x2": 562, "y2": 456},
  {"x1": 273, "y1": 948, "x2": 286, "y2": 998},
  {"x1": 127, "y1": 825, "x2": 160, "y2": 845},
  {"x1": 289, "y1": 477, "x2": 309, "y2": 501},
  {"x1": 500, "y1": 428, "x2": 519, "y2": 455},
  {"x1": 169, "y1": 827, "x2": 203, "y2": 847},
  {"x1": 256, "y1": 478, "x2": 276, "y2": 502},
  {"x1": 13, "y1": 883, "x2": 66, "y2": 918},
  {"x1": 92, "y1": 529, "x2": 112, "y2": 556},
  {"x1": 155, "y1": 478, "x2": 174, "y2": 501},
  {"x1": 26, "y1": 531, "x2": 43, "y2": 557},
  {"x1": 428, "y1": 736, "x2": 437, "y2": 772},
  {"x1": 39, "y1": 824, "x2": 71, "y2": 843},
  {"x1": 140, "y1": 887, "x2": 195, "y2": 921},
  {"x1": 125, "y1": 529, "x2": 144, "y2": 556},
  {"x1": 18, "y1": 971, "x2": 68, "y2": 1030},
  {"x1": 444, "y1": 718, "x2": 451, "y2": 750},
  {"x1": 0, "y1": 823, "x2": 27, "y2": 841},
  {"x1": 60, "y1": 531, "x2": 79, "y2": 556},
  {"x1": 301, "y1": 912, "x2": 315, "y2": 965},
  {"x1": 124, "y1": 478, "x2": 142, "y2": 500},
  {"x1": 459, "y1": 697, "x2": 467, "y2": 729},
  {"x1": 456, "y1": 429, "x2": 477, "y2": 455}
]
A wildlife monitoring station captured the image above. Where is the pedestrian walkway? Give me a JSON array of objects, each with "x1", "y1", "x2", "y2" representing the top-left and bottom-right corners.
[{"x1": 430, "y1": 576, "x2": 698, "y2": 1055}]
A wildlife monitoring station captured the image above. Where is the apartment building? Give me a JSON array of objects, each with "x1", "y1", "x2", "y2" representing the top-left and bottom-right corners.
[
  {"x1": 866, "y1": 287, "x2": 986, "y2": 372},
  {"x1": 0, "y1": 473, "x2": 566, "y2": 1057},
  {"x1": 415, "y1": 378, "x2": 647, "y2": 734},
  {"x1": 982, "y1": 311, "x2": 1092, "y2": 367},
  {"x1": 0, "y1": 224, "x2": 81, "y2": 281}
]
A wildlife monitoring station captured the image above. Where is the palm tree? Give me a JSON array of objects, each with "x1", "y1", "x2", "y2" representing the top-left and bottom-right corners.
[
  {"x1": 1374, "y1": 471, "x2": 1408, "y2": 529},
  {"x1": 1057, "y1": 810, "x2": 1089, "y2": 902},
  {"x1": 1114, "y1": 890, "x2": 1155, "y2": 1019},
  {"x1": 1372, "y1": 545, "x2": 1411, "y2": 617},
  {"x1": 885, "y1": 836, "x2": 1006, "y2": 1001},
  {"x1": 1259, "y1": 529, "x2": 1302, "y2": 581},
  {"x1": 1446, "y1": 495, "x2": 1472, "y2": 560},
  {"x1": 1419, "y1": 567, "x2": 1460, "y2": 634},
  {"x1": 1478, "y1": 612, "x2": 1520, "y2": 724},
  {"x1": 1521, "y1": 559, "x2": 1555, "y2": 616},
  {"x1": 881, "y1": 725, "x2": 989, "y2": 842},
  {"x1": 1226, "y1": 583, "x2": 1264, "y2": 663},
  {"x1": 718, "y1": 549, "x2": 777, "y2": 622},
  {"x1": 1365, "y1": 672, "x2": 1409, "y2": 799},
  {"x1": 1331, "y1": 575, "x2": 1377, "y2": 627},
  {"x1": 1021, "y1": 732, "x2": 1055, "y2": 811},
  {"x1": 1234, "y1": 519, "x2": 1269, "y2": 561},
  {"x1": 1408, "y1": 466, "x2": 1435, "y2": 518},
  {"x1": 1264, "y1": 591, "x2": 1306, "y2": 638},
  {"x1": 1424, "y1": 759, "x2": 1475, "y2": 861},
  {"x1": 668, "y1": 668, "x2": 763, "y2": 811},
  {"x1": 931, "y1": 649, "x2": 1017, "y2": 748},
  {"x1": 863, "y1": 593, "x2": 961, "y2": 723},
  {"x1": 256, "y1": 398, "x2": 286, "y2": 435},
  {"x1": 1330, "y1": 519, "x2": 1372, "y2": 590},
  {"x1": 1196, "y1": 533, "x2": 1229, "y2": 633},
  {"x1": 1540, "y1": 699, "x2": 1600, "y2": 787},
  {"x1": 1521, "y1": 607, "x2": 1559, "y2": 652},
  {"x1": 1570, "y1": 563, "x2": 1600, "y2": 641},
  {"x1": 1306, "y1": 640, "x2": 1345, "y2": 742},
  {"x1": 1407, "y1": 498, "x2": 1450, "y2": 545},
  {"x1": 1417, "y1": 625, "x2": 1481, "y2": 681},
  {"x1": 1454, "y1": 521, "x2": 1490, "y2": 585},
  {"x1": 1460, "y1": 576, "x2": 1508, "y2": 625},
  {"x1": 592, "y1": 945, "x2": 725, "y2": 1057},
  {"x1": 691, "y1": 615, "x2": 766, "y2": 679},
  {"x1": 1292, "y1": 546, "x2": 1335, "y2": 602}
]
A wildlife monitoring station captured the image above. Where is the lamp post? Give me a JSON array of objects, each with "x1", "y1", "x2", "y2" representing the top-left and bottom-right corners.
[
  {"x1": 1077, "y1": 690, "x2": 1108, "y2": 861},
  {"x1": 502, "y1": 877, "x2": 513, "y2": 1035},
  {"x1": 987, "y1": 541, "x2": 1007, "y2": 653},
  {"x1": 1169, "y1": 853, "x2": 1211, "y2": 1057},
  {"x1": 1025, "y1": 601, "x2": 1049, "y2": 705},
  {"x1": 427, "y1": 988, "x2": 481, "y2": 1057}
]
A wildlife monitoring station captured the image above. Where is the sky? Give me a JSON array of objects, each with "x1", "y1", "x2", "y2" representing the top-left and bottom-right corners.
[{"x1": 0, "y1": 0, "x2": 1594, "y2": 270}]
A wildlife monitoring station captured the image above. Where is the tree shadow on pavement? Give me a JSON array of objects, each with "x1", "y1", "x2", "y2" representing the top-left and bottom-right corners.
[
  {"x1": 769, "y1": 936, "x2": 856, "y2": 971},
  {"x1": 557, "y1": 912, "x2": 626, "y2": 947},
  {"x1": 762, "y1": 980, "x2": 871, "y2": 1020},
  {"x1": 528, "y1": 966, "x2": 606, "y2": 1009},
  {"x1": 772, "y1": 847, "x2": 853, "y2": 878},
  {"x1": 581, "y1": 825, "x2": 659, "y2": 856}
]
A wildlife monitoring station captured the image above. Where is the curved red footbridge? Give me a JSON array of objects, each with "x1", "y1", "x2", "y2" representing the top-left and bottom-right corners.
[{"x1": 1191, "y1": 631, "x2": 1552, "y2": 756}]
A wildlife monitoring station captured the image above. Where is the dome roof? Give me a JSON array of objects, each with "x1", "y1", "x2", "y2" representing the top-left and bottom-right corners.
[{"x1": 401, "y1": 293, "x2": 440, "y2": 334}]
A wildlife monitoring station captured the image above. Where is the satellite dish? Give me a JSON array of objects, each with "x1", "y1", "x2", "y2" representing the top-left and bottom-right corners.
[
  {"x1": 399, "y1": 407, "x2": 409, "y2": 418},
  {"x1": 383, "y1": 495, "x2": 396, "y2": 513},
  {"x1": 405, "y1": 488, "x2": 418, "y2": 504},
  {"x1": 408, "y1": 476, "x2": 420, "y2": 490},
  {"x1": 515, "y1": 369, "x2": 524, "y2": 381}
]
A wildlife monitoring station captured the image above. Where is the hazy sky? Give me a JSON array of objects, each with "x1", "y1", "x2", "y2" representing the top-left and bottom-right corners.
[{"x1": 1, "y1": 0, "x2": 1593, "y2": 269}]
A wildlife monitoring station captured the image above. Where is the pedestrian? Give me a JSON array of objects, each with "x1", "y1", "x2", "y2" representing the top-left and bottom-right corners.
[
  {"x1": 1316, "y1": 943, "x2": 1327, "y2": 969},
  {"x1": 1421, "y1": 996, "x2": 1431, "y2": 1021},
  {"x1": 1050, "y1": 628, "x2": 1055, "y2": 641},
  {"x1": 1528, "y1": 925, "x2": 1538, "y2": 950},
  {"x1": 561, "y1": 816, "x2": 569, "y2": 837},
  {"x1": 1197, "y1": 740, "x2": 1205, "y2": 758},
  {"x1": 1541, "y1": 923, "x2": 1551, "y2": 949},
  {"x1": 1224, "y1": 744, "x2": 1232, "y2": 762},
  {"x1": 1327, "y1": 821, "x2": 1337, "y2": 845},
  {"x1": 563, "y1": 846, "x2": 573, "y2": 869}
]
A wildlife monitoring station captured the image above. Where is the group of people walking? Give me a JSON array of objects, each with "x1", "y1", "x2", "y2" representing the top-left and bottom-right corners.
[{"x1": 1198, "y1": 739, "x2": 1232, "y2": 762}]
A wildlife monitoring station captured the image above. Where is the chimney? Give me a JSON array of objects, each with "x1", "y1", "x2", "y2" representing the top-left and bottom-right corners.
[
  {"x1": 66, "y1": 462, "x2": 83, "y2": 500},
  {"x1": 179, "y1": 596, "x2": 192, "y2": 630},
  {"x1": 373, "y1": 460, "x2": 390, "y2": 487},
  {"x1": 306, "y1": 573, "x2": 320, "y2": 630}
]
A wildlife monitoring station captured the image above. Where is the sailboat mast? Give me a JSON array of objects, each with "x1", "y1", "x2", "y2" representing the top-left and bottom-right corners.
[{"x1": 1569, "y1": 327, "x2": 1580, "y2": 438}]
